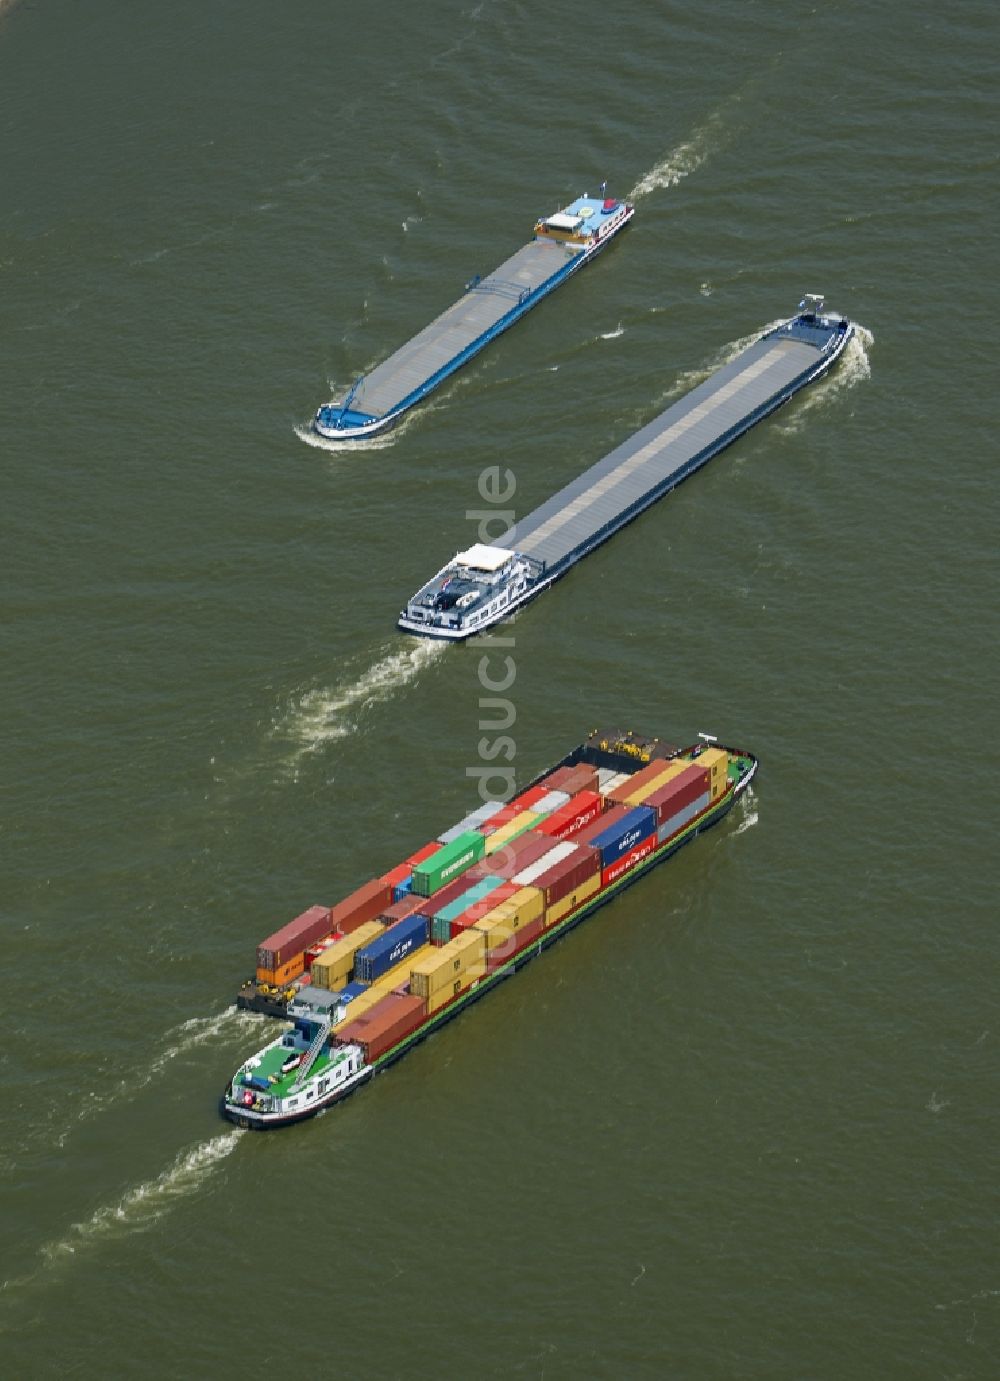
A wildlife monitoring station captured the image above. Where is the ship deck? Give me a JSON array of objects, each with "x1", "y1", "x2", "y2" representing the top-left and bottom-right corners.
[
  {"x1": 331, "y1": 237, "x2": 582, "y2": 423},
  {"x1": 501, "y1": 322, "x2": 844, "y2": 572}
]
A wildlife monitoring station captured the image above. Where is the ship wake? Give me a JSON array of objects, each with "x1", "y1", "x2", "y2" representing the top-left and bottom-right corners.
[
  {"x1": 59, "y1": 1007, "x2": 267, "y2": 1146},
  {"x1": 35, "y1": 1132, "x2": 243, "y2": 1275},
  {"x1": 628, "y1": 95, "x2": 738, "y2": 200},
  {"x1": 280, "y1": 639, "x2": 447, "y2": 759},
  {"x1": 773, "y1": 323, "x2": 874, "y2": 434},
  {"x1": 733, "y1": 790, "x2": 759, "y2": 836}
]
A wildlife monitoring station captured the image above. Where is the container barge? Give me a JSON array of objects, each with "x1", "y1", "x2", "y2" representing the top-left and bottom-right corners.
[
  {"x1": 223, "y1": 729, "x2": 757, "y2": 1130},
  {"x1": 312, "y1": 190, "x2": 633, "y2": 440},
  {"x1": 398, "y1": 296, "x2": 854, "y2": 639}
]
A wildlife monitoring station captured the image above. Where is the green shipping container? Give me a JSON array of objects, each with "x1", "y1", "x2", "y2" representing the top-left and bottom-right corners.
[{"x1": 411, "y1": 830, "x2": 486, "y2": 898}]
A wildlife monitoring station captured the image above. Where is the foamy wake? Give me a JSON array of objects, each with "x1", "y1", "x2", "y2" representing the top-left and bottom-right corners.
[
  {"x1": 772, "y1": 323, "x2": 874, "y2": 434},
  {"x1": 282, "y1": 639, "x2": 447, "y2": 756},
  {"x1": 733, "y1": 790, "x2": 759, "y2": 836},
  {"x1": 629, "y1": 108, "x2": 728, "y2": 200},
  {"x1": 38, "y1": 1132, "x2": 243, "y2": 1270},
  {"x1": 293, "y1": 409, "x2": 418, "y2": 454},
  {"x1": 58, "y1": 1008, "x2": 267, "y2": 1146},
  {"x1": 148, "y1": 1007, "x2": 266, "y2": 1080}
]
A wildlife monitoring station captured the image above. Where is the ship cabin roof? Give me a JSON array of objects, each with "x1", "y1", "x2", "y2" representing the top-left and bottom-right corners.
[
  {"x1": 537, "y1": 195, "x2": 623, "y2": 242},
  {"x1": 415, "y1": 545, "x2": 515, "y2": 615}
]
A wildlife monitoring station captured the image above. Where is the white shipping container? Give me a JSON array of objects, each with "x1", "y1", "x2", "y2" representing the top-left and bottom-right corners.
[
  {"x1": 533, "y1": 789, "x2": 571, "y2": 815},
  {"x1": 438, "y1": 800, "x2": 506, "y2": 844},
  {"x1": 513, "y1": 839, "x2": 576, "y2": 886}
]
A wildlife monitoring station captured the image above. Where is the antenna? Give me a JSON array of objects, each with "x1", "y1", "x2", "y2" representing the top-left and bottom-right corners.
[{"x1": 697, "y1": 731, "x2": 718, "y2": 743}]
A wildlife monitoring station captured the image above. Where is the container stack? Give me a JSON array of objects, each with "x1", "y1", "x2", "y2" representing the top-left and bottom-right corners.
[
  {"x1": 247, "y1": 741, "x2": 739, "y2": 1065},
  {"x1": 311, "y1": 920, "x2": 385, "y2": 992},
  {"x1": 693, "y1": 746, "x2": 730, "y2": 801},
  {"x1": 409, "y1": 930, "x2": 488, "y2": 1014},
  {"x1": 256, "y1": 906, "x2": 337, "y2": 988},
  {"x1": 334, "y1": 992, "x2": 427, "y2": 1062},
  {"x1": 575, "y1": 804, "x2": 657, "y2": 887},
  {"x1": 411, "y1": 832, "x2": 486, "y2": 898}
]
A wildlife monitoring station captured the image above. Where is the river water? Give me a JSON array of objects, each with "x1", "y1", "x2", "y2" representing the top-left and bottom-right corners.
[{"x1": 1, "y1": 1, "x2": 997, "y2": 1376}]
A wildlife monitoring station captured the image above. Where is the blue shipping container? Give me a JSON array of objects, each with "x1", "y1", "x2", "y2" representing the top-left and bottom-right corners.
[
  {"x1": 587, "y1": 805, "x2": 656, "y2": 866},
  {"x1": 392, "y1": 877, "x2": 414, "y2": 902},
  {"x1": 339, "y1": 981, "x2": 369, "y2": 1001},
  {"x1": 355, "y1": 913, "x2": 429, "y2": 983}
]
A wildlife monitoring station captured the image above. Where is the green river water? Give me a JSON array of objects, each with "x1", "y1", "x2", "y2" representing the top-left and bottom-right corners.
[{"x1": 1, "y1": 1, "x2": 997, "y2": 1375}]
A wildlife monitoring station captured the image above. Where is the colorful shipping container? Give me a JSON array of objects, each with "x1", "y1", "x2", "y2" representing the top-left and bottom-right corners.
[
  {"x1": 355, "y1": 913, "x2": 430, "y2": 983},
  {"x1": 329, "y1": 878, "x2": 394, "y2": 936},
  {"x1": 537, "y1": 788, "x2": 604, "y2": 841},
  {"x1": 575, "y1": 804, "x2": 656, "y2": 866},
  {"x1": 412, "y1": 831, "x2": 486, "y2": 897},
  {"x1": 335, "y1": 992, "x2": 427, "y2": 1063},
  {"x1": 257, "y1": 905, "x2": 333, "y2": 975},
  {"x1": 601, "y1": 834, "x2": 657, "y2": 888},
  {"x1": 605, "y1": 756, "x2": 678, "y2": 806},
  {"x1": 310, "y1": 920, "x2": 385, "y2": 992}
]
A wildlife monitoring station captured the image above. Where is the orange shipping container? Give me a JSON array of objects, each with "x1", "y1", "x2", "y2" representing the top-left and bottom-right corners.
[{"x1": 256, "y1": 953, "x2": 306, "y2": 988}]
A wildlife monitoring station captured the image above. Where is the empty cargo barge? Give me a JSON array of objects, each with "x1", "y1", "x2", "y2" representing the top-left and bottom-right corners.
[
  {"x1": 224, "y1": 729, "x2": 757, "y2": 1129},
  {"x1": 312, "y1": 190, "x2": 633, "y2": 440},
  {"x1": 398, "y1": 296, "x2": 854, "y2": 638}
]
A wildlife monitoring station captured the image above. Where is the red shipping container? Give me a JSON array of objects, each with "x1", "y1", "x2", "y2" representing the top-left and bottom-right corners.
[
  {"x1": 487, "y1": 914, "x2": 545, "y2": 969},
  {"x1": 335, "y1": 992, "x2": 427, "y2": 1063},
  {"x1": 405, "y1": 841, "x2": 440, "y2": 868},
  {"x1": 378, "y1": 896, "x2": 426, "y2": 926},
  {"x1": 529, "y1": 843, "x2": 601, "y2": 908},
  {"x1": 448, "y1": 881, "x2": 520, "y2": 939},
  {"x1": 328, "y1": 878, "x2": 393, "y2": 937},
  {"x1": 601, "y1": 834, "x2": 657, "y2": 888},
  {"x1": 257, "y1": 905, "x2": 333, "y2": 971},
  {"x1": 606, "y1": 756, "x2": 681, "y2": 805},
  {"x1": 508, "y1": 784, "x2": 550, "y2": 813},
  {"x1": 466, "y1": 829, "x2": 555, "y2": 883},
  {"x1": 644, "y1": 764, "x2": 710, "y2": 826},
  {"x1": 537, "y1": 789, "x2": 604, "y2": 841},
  {"x1": 379, "y1": 861, "x2": 414, "y2": 890},
  {"x1": 539, "y1": 762, "x2": 599, "y2": 797}
]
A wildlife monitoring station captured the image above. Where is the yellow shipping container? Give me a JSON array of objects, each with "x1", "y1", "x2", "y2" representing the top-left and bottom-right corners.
[
  {"x1": 545, "y1": 872, "x2": 601, "y2": 928},
  {"x1": 696, "y1": 746, "x2": 730, "y2": 800},
  {"x1": 425, "y1": 969, "x2": 486, "y2": 1015},
  {"x1": 473, "y1": 910, "x2": 515, "y2": 952},
  {"x1": 484, "y1": 811, "x2": 541, "y2": 855},
  {"x1": 364, "y1": 944, "x2": 433, "y2": 999},
  {"x1": 311, "y1": 920, "x2": 384, "y2": 991},
  {"x1": 332, "y1": 986, "x2": 384, "y2": 1032},
  {"x1": 487, "y1": 885, "x2": 545, "y2": 932},
  {"x1": 410, "y1": 930, "x2": 487, "y2": 998}
]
